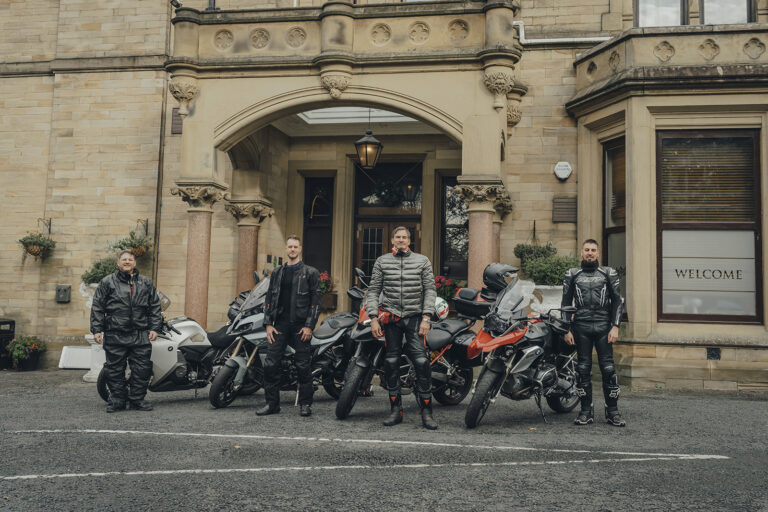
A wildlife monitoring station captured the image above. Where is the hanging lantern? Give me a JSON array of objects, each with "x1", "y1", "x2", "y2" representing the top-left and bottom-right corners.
[
  {"x1": 354, "y1": 130, "x2": 383, "y2": 170},
  {"x1": 402, "y1": 182, "x2": 418, "y2": 203}
]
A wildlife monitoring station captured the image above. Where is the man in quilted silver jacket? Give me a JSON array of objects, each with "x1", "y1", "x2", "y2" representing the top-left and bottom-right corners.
[
  {"x1": 561, "y1": 239, "x2": 626, "y2": 427},
  {"x1": 366, "y1": 226, "x2": 438, "y2": 429}
]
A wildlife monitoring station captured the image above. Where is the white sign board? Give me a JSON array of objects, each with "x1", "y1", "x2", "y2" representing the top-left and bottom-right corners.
[
  {"x1": 662, "y1": 230, "x2": 756, "y2": 316},
  {"x1": 554, "y1": 161, "x2": 572, "y2": 181}
]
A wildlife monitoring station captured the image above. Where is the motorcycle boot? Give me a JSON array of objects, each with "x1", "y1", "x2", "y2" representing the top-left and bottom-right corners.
[
  {"x1": 382, "y1": 393, "x2": 403, "y2": 426},
  {"x1": 574, "y1": 404, "x2": 594, "y2": 425},
  {"x1": 128, "y1": 399, "x2": 153, "y2": 411},
  {"x1": 106, "y1": 400, "x2": 126, "y2": 413},
  {"x1": 605, "y1": 406, "x2": 626, "y2": 427},
  {"x1": 602, "y1": 368, "x2": 621, "y2": 409},
  {"x1": 419, "y1": 395, "x2": 438, "y2": 430},
  {"x1": 300, "y1": 404, "x2": 312, "y2": 417},
  {"x1": 255, "y1": 403, "x2": 281, "y2": 416}
]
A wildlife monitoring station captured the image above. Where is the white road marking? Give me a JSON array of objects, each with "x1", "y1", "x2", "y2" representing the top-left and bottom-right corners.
[
  {"x1": 9, "y1": 428, "x2": 729, "y2": 459},
  {"x1": 0, "y1": 456, "x2": 727, "y2": 482}
]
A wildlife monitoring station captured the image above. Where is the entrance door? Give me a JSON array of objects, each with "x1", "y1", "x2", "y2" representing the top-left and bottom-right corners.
[{"x1": 356, "y1": 222, "x2": 421, "y2": 278}]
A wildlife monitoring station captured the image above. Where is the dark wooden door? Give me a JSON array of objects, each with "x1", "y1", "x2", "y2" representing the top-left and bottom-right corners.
[{"x1": 355, "y1": 222, "x2": 420, "y2": 278}]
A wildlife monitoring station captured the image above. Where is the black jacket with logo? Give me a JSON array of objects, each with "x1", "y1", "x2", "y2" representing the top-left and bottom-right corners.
[
  {"x1": 263, "y1": 262, "x2": 322, "y2": 329},
  {"x1": 561, "y1": 265, "x2": 624, "y2": 327},
  {"x1": 90, "y1": 269, "x2": 163, "y2": 335}
]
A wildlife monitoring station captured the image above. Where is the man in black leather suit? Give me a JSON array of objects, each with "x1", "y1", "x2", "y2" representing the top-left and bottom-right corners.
[
  {"x1": 258, "y1": 235, "x2": 322, "y2": 417},
  {"x1": 561, "y1": 239, "x2": 626, "y2": 427},
  {"x1": 90, "y1": 250, "x2": 163, "y2": 413}
]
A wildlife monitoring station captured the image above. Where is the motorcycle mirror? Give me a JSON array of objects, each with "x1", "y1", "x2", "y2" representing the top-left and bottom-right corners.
[
  {"x1": 157, "y1": 291, "x2": 171, "y2": 312},
  {"x1": 354, "y1": 267, "x2": 368, "y2": 288},
  {"x1": 253, "y1": 271, "x2": 260, "y2": 285}
]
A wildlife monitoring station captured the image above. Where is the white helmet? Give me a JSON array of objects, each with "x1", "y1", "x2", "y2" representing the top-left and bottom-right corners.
[{"x1": 434, "y1": 297, "x2": 449, "y2": 320}]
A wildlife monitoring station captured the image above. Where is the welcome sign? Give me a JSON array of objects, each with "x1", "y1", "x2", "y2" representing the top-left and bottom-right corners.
[{"x1": 661, "y1": 230, "x2": 756, "y2": 316}]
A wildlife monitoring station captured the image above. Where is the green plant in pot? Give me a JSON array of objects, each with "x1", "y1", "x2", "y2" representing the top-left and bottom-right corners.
[
  {"x1": 18, "y1": 232, "x2": 56, "y2": 259},
  {"x1": 522, "y1": 254, "x2": 579, "y2": 286},
  {"x1": 109, "y1": 231, "x2": 152, "y2": 258},
  {"x1": 82, "y1": 257, "x2": 119, "y2": 285},
  {"x1": 7, "y1": 336, "x2": 47, "y2": 370}
]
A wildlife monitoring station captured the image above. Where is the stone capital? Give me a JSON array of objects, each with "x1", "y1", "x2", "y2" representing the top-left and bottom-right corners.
[
  {"x1": 168, "y1": 76, "x2": 199, "y2": 117},
  {"x1": 171, "y1": 180, "x2": 227, "y2": 211},
  {"x1": 494, "y1": 194, "x2": 514, "y2": 220},
  {"x1": 224, "y1": 198, "x2": 274, "y2": 226},
  {"x1": 453, "y1": 181, "x2": 511, "y2": 213},
  {"x1": 483, "y1": 70, "x2": 515, "y2": 110}
]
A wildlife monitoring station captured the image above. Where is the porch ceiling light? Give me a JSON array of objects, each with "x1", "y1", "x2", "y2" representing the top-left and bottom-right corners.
[{"x1": 354, "y1": 130, "x2": 383, "y2": 171}]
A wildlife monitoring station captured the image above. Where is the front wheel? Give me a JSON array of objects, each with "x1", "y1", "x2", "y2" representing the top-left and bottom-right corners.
[
  {"x1": 464, "y1": 369, "x2": 503, "y2": 429},
  {"x1": 433, "y1": 367, "x2": 474, "y2": 406},
  {"x1": 335, "y1": 363, "x2": 366, "y2": 419},
  {"x1": 96, "y1": 368, "x2": 110, "y2": 402},
  {"x1": 209, "y1": 364, "x2": 239, "y2": 408}
]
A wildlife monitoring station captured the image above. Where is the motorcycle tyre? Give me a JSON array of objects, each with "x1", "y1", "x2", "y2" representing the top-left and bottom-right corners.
[
  {"x1": 335, "y1": 363, "x2": 365, "y2": 419},
  {"x1": 238, "y1": 358, "x2": 264, "y2": 396},
  {"x1": 433, "y1": 367, "x2": 474, "y2": 406},
  {"x1": 546, "y1": 392, "x2": 580, "y2": 413},
  {"x1": 464, "y1": 370, "x2": 503, "y2": 429},
  {"x1": 209, "y1": 364, "x2": 239, "y2": 409},
  {"x1": 321, "y1": 372, "x2": 343, "y2": 400},
  {"x1": 97, "y1": 367, "x2": 134, "y2": 402}
]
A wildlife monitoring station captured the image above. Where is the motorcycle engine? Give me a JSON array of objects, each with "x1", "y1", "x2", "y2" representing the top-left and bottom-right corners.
[
  {"x1": 532, "y1": 362, "x2": 557, "y2": 389},
  {"x1": 501, "y1": 374, "x2": 532, "y2": 399}
]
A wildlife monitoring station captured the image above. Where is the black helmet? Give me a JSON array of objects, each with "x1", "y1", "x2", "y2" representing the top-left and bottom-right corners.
[{"x1": 482, "y1": 263, "x2": 519, "y2": 292}]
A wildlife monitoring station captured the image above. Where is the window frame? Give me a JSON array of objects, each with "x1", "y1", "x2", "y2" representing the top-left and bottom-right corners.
[
  {"x1": 655, "y1": 129, "x2": 763, "y2": 324},
  {"x1": 699, "y1": 0, "x2": 755, "y2": 24},
  {"x1": 440, "y1": 174, "x2": 468, "y2": 280},
  {"x1": 634, "y1": 0, "x2": 688, "y2": 27},
  {"x1": 602, "y1": 136, "x2": 629, "y2": 321}
]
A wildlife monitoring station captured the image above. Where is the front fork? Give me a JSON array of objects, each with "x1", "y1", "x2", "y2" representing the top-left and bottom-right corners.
[
  {"x1": 471, "y1": 349, "x2": 515, "y2": 402},
  {"x1": 226, "y1": 337, "x2": 259, "y2": 389}
]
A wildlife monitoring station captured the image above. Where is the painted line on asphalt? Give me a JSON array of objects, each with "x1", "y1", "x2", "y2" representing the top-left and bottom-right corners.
[
  {"x1": 9, "y1": 429, "x2": 729, "y2": 460},
  {"x1": 0, "y1": 456, "x2": 728, "y2": 481}
]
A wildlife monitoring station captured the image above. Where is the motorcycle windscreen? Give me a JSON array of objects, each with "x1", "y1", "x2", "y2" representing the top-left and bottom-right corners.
[{"x1": 240, "y1": 277, "x2": 270, "y2": 313}]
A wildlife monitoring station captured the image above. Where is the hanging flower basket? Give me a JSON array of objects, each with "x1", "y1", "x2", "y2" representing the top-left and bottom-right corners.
[
  {"x1": 18, "y1": 233, "x2": 56, "y2": 259},
  {"x1": 108, "y1": 230, "x2": 152, "y2": 259},
  {"x1": 129, "y1": 245, "x2": 148, "y2": 258}
]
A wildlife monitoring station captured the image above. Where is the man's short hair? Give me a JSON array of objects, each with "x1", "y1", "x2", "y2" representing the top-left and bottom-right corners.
[
  {"x1": 391, "y1": 226, "x2": 411, "y2": 239},
  {"x1": 117, "y1": 250, "x2": 136, "y2": 260},
  {"x1": 583, "y1": 239, "x2": 599, "y2": 247},
  {"x1": 286, "y1": 235, "x2": 301, "y2": 245}
]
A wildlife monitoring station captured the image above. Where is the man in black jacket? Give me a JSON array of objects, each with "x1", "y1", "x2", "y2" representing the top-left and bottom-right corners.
[
  {"x1": 562, "y1": 239, "x2": 626, "y2": 427},
  {"x1": 257, "y1": 235, "x2": 322, "y2": 417},
  {"x1": 90, "y1": 250, "x2": 163, "y2": 413}
]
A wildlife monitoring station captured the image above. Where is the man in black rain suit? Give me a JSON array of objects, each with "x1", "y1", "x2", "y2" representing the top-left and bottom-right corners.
[
  {"x1": 91, "y1": 250, "x2": 163, "y2": 413},
  {"x1": 561, "y1": 239, "x2": 626, "y2": 427},
  {"x1": 258, "y1": 235, "x2": 322, "y2": 417}
]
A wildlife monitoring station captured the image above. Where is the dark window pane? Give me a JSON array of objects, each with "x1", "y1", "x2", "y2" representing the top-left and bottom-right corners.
[
  {"x1": 303, "y1": 177, "x2": 334, "y2": 273},
  {"x1": 441, "y1": 176, "x2": 468, "y2": 279},
  {"x1": 361, "y1": 227, "x2": 383, "y2": 277}
]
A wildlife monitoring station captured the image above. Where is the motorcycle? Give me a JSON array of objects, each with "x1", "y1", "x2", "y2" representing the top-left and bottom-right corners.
[
  {"x1": 334, "y1": 281, "x2": 483, "y2": 420},
  {"x1": 463, "y1": 263, "x2": 580, "y2": 429},
  {"x1": 209, "y1": 273, "x2": 355, "y2": 408},
  {"x1": 96, "y1": 291, "x2": 249, "y2": 402}
]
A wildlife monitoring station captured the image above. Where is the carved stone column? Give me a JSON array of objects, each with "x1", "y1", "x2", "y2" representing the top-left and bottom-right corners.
[
  {"x1": 171, "y1": 181, "x2": 227, "y2": 328},
  {"x1": 225, "y1": 199, "x2": 274, "y2": 294},
  {"x1": 453, "y1": 180, "x2": 511, "y2": 289},
  {"x1": 493, "y1": 195, "x2": 514, "y2": 263}
]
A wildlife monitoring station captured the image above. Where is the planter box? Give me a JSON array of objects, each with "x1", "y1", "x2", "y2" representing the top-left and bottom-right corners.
[{"x1": 320, "y1": 292, "x2": 337, "y2": 311}]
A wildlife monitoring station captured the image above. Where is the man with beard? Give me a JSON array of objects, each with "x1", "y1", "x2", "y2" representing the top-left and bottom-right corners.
[
  {"x1": 561, "y1": 239, "x2": 626, "y2": 427},
  {"x1": 91, "y1": 250, "x2": 163, "y2": 413},
  {"x1": 367, "y1": 226, "x2": 438, "y2": 430}
]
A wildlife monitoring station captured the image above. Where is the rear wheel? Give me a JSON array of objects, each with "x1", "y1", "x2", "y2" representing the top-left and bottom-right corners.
[
  {"x1": 464, "y1": 369, "x2": 503, "y2": 429},
  {"x1": 546, "y1": 392, "x2": 580, "y2": 413},
  {"x1": 96, "y1": 368, "x2": 110, "y2": 402},
  {"x1": 209, "y1": 364, "x2": 239, "y2": 408},
  {"x1": 335, "y1": 362, "x2": 366, "y2": 419},
  {"x1": 433, "y1": 367, "x2": 474, "y2": 406}
]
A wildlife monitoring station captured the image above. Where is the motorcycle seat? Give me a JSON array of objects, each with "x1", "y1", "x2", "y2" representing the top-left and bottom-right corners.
[
  {"x1": 180, "y1": 344, "x2": 210, "y2": 356},
  {"x1": 425, "y1": 319, "x2": 472, "y2": 351},
  {"x1": 313, "y1": 312, "x2": 357, "y2": 339},
  {"x1": 207, "y1": 324, "x2": 238, "y2": 348}
]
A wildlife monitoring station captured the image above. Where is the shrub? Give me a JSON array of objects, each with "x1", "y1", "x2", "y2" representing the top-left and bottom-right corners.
[
  {"x1": 82, "y1": 257, "x2": 118, "y2": 284},
  {"x1": 513, "y1": 242, "x2": 557, "y2": 267},
  {"x1": 6, "y1": 336, "x2": 47, "y2": 367},
  {"x1": 108, "y1": 231, "x2": 153, "y2": 258},
  {"x1": 523, "y1": 255, "x2": 579, "y2": 286}
]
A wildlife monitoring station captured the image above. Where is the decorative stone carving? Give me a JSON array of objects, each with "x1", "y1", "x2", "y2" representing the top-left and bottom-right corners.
[
  {"x1": 214, "y1": 30, "x2": 234, "y2": 51},
  {"x1": 168, "y1": 77, "x2": 199, "y2": 117},
  {"x1": 250, "y1": 29, "x2": 270, "y2": 49},
  {"x1": 586, "y1": 61, "x2": 597, "y2": 75},
  {"x1": 453, "y1": 184, "x2": 509, "y2": 206},
  {"x1": 171, "y1": 184, "x2": 226, "y2": 210},
  {"x1": 225, "y1": 199, "x2": 274, "y2": 225},
  {"x1": 286, "y1": 27, "x2": 307, "y2": 48},
  {"x1": 744, "y1": 38, "x2": 765, "y2": 60},
  {"x1": 409, "y1": 22, "x2": 430, "y2": 45},
  {"x1": 506, "y1": 102, "x2": 522, "y2": 126},
  {"x1": 494, "y1": 194, "x2": 514, "y2": 219},
  {"x1": 609, "y1": 51, "x2": 620, "y2": 72},
  {"x1": 321, "y1": 74, "x2": 350, "y2": 100},
  {"x1": 371, "y1": 23, "x2": 391, "y2": 46},
  {"x1": 653, "y1": 41, "x2": 675, "y2": 63},
  {"x1": 698, "y1": 39, "x2": 720, "y2": 61},
  {"x1": 448, "y1": 20, "x2": 469, "y2": 44},
  {"x1": 483, "y1": 71, "x2": 515, "y2": 96}
]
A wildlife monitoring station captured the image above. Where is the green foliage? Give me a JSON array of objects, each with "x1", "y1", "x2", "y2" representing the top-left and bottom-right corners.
[
  {"x1": 18, "y1": 232, "x2": 56, "y2": 257},
  {"x1": 6, "y1": 336, "x2": 47, "y2": 367},
  {"x1": 513, "y1": 242, "x2": 557, "y2": 267},
  {"x1": 523, "y1": 255, "x2": 580, "y2": 286},
  {"x1": 108, "y1": 231, "x2": 152, "y2": 256},
  {"x1": 319, "y1": 271, "x2": 332, "y2": 294},
  {"x1": 435, "y1": 276, "x2": 464, "y2": 301},
  {"x1": 81, "y1": 257, "x2": 118, "y2": 284}
]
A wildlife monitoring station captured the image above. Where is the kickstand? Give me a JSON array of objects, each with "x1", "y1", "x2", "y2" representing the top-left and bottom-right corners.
[
  {"x1": 294, "y1": 381, "x2": 300, "y2": 407},
  {"x1": 194, "y1": 388, "x2": 198, "y2": 400},
  {"x1": 534, "y1": 392, "x2": 548, "y2": 424}
]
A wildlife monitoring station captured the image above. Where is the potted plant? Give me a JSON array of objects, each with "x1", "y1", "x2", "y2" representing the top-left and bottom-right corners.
[
  {"x1": 82, "y1": 257, "x2": 119, "y2": 285},
  {"x1": 7, "y1": 336, "x2": 47, "y2": 371},
  {"x1": 109, "y1": 230, "x2": 152, "y2": 258},
  {"x1": 435, "y1": 275, "x2": 460, "y2": 302},
  {"x1": 18, "y1": 232, "x2": 56, "y2": 259},
  {"x1": 515, "y1": 243, "x2": 578, "y2": 313},
  {"x1": 319, "y1": 271, "x2": 336, "y2": 311}
]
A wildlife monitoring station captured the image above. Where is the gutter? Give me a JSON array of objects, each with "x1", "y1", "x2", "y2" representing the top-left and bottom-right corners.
[{"x1": 512, "y1": 20, "x2": 612, "y2": 47}]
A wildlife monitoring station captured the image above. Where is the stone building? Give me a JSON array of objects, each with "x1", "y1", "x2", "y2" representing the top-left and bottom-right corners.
[{"x1": 1, "y1": 0, "x2": 767, "y2": 391}]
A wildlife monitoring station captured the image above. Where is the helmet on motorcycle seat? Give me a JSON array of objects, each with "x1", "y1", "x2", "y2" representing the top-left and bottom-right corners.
[
  {"x1": 483, "y1": 263, "x2": 519, "y2": 292},
  {"x1": 434, "y1": 297, "x2": 449, "y2": 320}
]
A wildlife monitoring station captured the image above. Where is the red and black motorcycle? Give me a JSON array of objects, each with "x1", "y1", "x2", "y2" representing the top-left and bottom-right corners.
[{"x1": 460, "y1": 264, "x2": 580, "y2": 429}]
